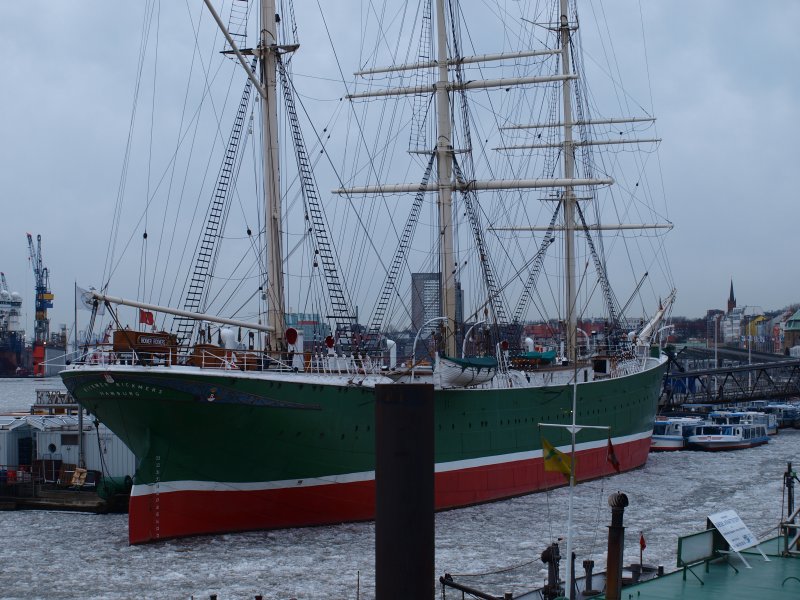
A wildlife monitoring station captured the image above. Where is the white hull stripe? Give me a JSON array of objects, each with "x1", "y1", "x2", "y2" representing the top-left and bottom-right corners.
[{"x1": 130, "y1": 430, "x2": 651, "y2": 497}]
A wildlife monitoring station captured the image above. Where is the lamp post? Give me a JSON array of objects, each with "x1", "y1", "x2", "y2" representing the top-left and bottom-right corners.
[
  {"x1": 411, "y1": 316, "x2": 448, "y2": 378},
  {"x1": 462, "y1": 319, "x2": 486, "y2": 359},
  {"x1": 576, "y1": 327, "x2": 590, "y2": 357},
  {"x1": 713, "y1": 315, "x2": 720, "y2": 393},
  {"x1": 657, "y1": 324, "x2": 674, "y2": 348},
  {"x1": 748, "y1": 332, "x2": 752, "y2": 393}
]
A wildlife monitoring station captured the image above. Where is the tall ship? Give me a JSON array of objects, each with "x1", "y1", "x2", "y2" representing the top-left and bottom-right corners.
[
  {"x1": 0, "y1": 272, "x2": 27, "y2": 377},
  {"x1": 61, "y1": 0, "x2": 675, "y2": 543}
]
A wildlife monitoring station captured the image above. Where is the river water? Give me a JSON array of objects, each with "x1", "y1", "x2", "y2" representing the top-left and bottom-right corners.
[{"x1": 0, "y1": 377, "x2": 797, "y2": 599}]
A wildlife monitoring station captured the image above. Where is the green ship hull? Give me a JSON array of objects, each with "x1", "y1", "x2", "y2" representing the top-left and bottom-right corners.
[{"x1": 61, "y1": 355, "x2": 666, "y2": 544}]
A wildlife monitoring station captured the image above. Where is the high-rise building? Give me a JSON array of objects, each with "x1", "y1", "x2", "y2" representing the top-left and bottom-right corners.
[{"x1": 411, "y1": 272, "x2": 441, "y2": 334}]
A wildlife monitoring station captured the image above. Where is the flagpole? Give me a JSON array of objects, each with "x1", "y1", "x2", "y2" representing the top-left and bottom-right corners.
[
  {"x1": 640, "y1": 531, "x2": 645, "y2": 568},
  {"x1": 73, "y1": 282, "x2": 78, "y2": 355},
  {"x1": 564, "y1": 361, "x2": 578, "y2": 600},
  {"x1": 74, "y1": 281, "x2": 85, "y2": 469},
  {"x1": 539, "y1": 383, "x2": 613, "y2": 600}
]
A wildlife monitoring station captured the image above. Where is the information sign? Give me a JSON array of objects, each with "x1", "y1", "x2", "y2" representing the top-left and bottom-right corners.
[{"x1": 707, "y1": 509, "x2": 758, "y2": 552}]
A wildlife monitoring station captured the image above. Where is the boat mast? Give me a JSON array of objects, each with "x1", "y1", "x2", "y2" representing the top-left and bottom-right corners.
[
  {"x1": 202, "y1": 0, "x2": 286, "y2": 350},
  {"x1": 260, "y1": 0, "x2": 286, "y2": 350},
  {"x1": 559, "y1": 0, "x2": 577, "y2": 364},
  {"x1": 337, "y1": 0, "x2": 612, "y2": 355},
  {"x1": 435, "y1": 0, "x2": 457, "y2": 357}
]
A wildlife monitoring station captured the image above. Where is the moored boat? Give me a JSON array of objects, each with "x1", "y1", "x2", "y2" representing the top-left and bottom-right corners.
[
  {"x1": 60, "y1": 0, "x2": 675, "y2": 544},
  {"x1": 650, "y1": 416, "x2": 705, "y2": 451},
  {"x1": 709, "y1": 410, "x2": 778, "y2": 436},
  {"x1": 442, "y1": 462, "x2": 800, "y2": 600},
  {"x1": 761, "y1": 403, "x2": 800, "y2": 429},
  {"x1": 686, "y1": 423, "x2": 770, "y2": 451}
]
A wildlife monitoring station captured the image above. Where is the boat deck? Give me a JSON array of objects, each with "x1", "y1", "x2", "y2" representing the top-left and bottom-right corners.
[{"x1": 598, "y1": 535, "x2": 800, "y2": 600}]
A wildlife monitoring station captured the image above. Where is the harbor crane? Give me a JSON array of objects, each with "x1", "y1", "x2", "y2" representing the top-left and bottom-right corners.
[{"x1": 26, "y1": 233, "x2": 54, "y2": 376}]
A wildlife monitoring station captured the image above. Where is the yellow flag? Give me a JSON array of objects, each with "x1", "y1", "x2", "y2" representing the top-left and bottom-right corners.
[{"x1": 542, "y1": 437, "x2": 573, "y2": 479}]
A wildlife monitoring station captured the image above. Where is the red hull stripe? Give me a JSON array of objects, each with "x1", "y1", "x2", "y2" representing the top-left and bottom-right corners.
[
  {"x1": 130, "y1": 430, "x2": 652, "y2": 498},
  {"x1": 128, "y1": 436, "x2": 652, "y2": 544}
]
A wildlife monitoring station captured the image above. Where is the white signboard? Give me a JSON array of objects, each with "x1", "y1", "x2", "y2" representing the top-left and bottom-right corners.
[{"x1": 707, "y1": 509, "x2": 759, "y2": 552}]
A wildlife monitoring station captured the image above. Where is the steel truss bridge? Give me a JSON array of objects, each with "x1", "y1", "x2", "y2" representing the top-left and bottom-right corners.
[{"x1": 661, "y1": 345, "x2": 800, "y2": 410}]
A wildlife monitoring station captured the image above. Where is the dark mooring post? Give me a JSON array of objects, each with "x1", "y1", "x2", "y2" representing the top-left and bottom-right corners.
[
  {"x1": 605, "y1": 492, "x2": 629, "y2": 600},
  {"x1": 375, "y1": 383, "x2": 435, "y2": 600}
]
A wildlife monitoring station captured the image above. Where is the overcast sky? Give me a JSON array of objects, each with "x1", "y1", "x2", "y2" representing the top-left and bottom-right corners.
[{"x1": 1, "y1": 1, "x2": 798, "y2": 340}]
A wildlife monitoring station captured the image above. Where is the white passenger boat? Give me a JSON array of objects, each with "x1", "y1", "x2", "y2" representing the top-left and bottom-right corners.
[
  {"x1": 709, "y1": 410, "x2": 778, "y2": 436},
  {"x1": 650, "y1": 417, "x2": 705, "y2": 451},
  {"x1": 686, "y1": 423, "x2": 770, "y2": 451}
]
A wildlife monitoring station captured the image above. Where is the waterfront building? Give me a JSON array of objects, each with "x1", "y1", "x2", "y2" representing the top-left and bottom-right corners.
[{"x1": 783, "y1": 309, "x2": 800, "y2": 354}]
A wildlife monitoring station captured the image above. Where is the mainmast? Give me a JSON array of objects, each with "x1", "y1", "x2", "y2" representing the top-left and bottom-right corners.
[
  {"x1": 559, "y1": 0, "x2": 577, "y2": 364},
  {"x1": 261, "y1": 0, "x2": 286, "y2": 349},
  {"x1": 336, "y1": 0, "x2": 612, "y2": 356},
  {"x1": 434, "y1": 0, "x2": 457, "y2": 357}
]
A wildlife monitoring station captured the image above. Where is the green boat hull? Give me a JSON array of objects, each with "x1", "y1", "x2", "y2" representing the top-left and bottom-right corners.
[{"x1": 61, "y1": 357, "x2": 666, "y2": 543}]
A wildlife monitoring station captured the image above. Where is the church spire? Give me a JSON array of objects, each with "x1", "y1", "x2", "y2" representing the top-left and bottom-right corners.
[{"x1": 727, "y1": 279, "x2": 736, "y2": 313}]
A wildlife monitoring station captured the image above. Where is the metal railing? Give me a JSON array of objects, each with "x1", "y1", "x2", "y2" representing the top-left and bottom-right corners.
[
  {"x1": 72, "y1": 342, "x2": 393, "y2": 377},
  {"x1": 782, "y1": 507, "x2": 800, "y2": 557}
]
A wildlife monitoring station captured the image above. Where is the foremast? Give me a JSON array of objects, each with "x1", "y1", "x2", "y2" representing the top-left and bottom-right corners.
[
  {"x1": 204, "y1": 0, "x2": 287, "y2": 350},
  {"x1": 259, "y1": 0, "x2": 286, "y2": 350}
]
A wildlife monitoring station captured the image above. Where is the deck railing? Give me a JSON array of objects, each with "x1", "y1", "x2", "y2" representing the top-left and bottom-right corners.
[
  {"x1": 73, "y1": 342, "x2": 392, "y2": 376},
  {"x1": 782, "y1": 507, "x2": 800, "y2": 557}
]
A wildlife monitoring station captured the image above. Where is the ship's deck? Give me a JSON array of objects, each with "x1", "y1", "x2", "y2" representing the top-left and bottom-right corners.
[{"x1": 599, "y1": 535, "x2": 800, "y2": 600}]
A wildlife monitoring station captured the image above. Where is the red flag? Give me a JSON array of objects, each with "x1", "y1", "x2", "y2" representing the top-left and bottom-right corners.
[
  {"x1": 139, "y1": 309, "x2": 154, "y2": 326},
  {"x1": 640, "y1": 533, "x2": 646, "y2": 551},
  {"x1": 606, "y1": 437, "x2": 620, "y2": 472}
]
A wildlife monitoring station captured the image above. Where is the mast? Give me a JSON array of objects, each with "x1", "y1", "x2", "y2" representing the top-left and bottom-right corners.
[
  {"x1": 203, "y1": 0, "x2": 286, "y2": 350},
  {"x1": 337, "y1": 0, "x2": 614, "y2": 353},
  {"x1": 435, "y1": 0, "x2": 457, "y2": 357},
  {"x1": 559, "y1": 0, "x2": 577, "y2": 364},
  {"x1": 261, "y1": 0, "x2": 286, "y2": 350}
]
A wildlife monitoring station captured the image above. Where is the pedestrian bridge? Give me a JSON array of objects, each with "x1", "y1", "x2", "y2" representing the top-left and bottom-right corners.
[{"x1": 661, "y1": 346, "x2": 800, "y2": 409}]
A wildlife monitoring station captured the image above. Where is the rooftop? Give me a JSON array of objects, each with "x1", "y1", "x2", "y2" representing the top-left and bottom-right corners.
[{"x1": 785, "y1": 310, "x2": 800, "y2": 331}]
